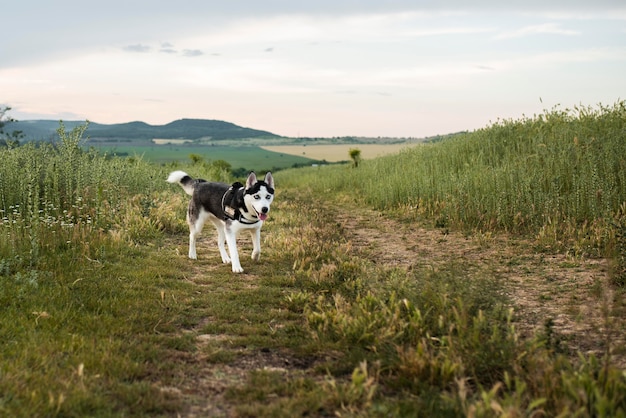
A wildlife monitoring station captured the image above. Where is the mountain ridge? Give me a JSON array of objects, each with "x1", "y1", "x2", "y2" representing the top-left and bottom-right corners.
[{"x1": 10, "y1": 118, "x2": 281, "y2": 142}]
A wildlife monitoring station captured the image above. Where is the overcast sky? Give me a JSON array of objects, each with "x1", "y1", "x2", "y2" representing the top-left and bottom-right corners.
[{"x1": 2, "y1": 1, "x2": 625, "y2": 138}]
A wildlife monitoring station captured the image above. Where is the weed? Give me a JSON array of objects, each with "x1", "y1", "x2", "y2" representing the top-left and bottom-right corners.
[
  {"x1": 279, "y1": 101, "x2": 626, "y2": 254},
  {"x1": 2, "y1": 112, "x2": 626, "y2": 416},
  {"x1": 610, "y1": 203, "x2": 626, "y2": 286}
]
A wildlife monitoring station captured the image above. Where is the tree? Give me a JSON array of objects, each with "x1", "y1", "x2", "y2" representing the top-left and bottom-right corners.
[
  {"x1": 0, "y1": 106, "x2": 23, "y2": 147},
  {"x1": 349, "y1": 148, "x2": 362, "y2": 168},
  {"x1": 189, "y1": 153, "x2": 204, "y2": 165},
  {"x1": 211, "y1": 159, "x2": 232, "y2": 173}
]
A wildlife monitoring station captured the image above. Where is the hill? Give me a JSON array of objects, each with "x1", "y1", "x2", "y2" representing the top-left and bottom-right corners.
[{"x1": 9, "y1": 118, "x2": 281, "y2": 142}]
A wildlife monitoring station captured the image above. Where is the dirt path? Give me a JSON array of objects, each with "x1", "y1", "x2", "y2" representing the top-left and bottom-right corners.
[
  {"x1": 173, "y1": 200, "x2": 625, "y2": 416},
  {"x1": 334, "y1": 206, "x2": 625, "y2": 365}
]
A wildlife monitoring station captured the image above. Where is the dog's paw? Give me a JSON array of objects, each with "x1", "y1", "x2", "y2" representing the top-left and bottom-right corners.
[
  {"x1": 188, "y1": 253, "x2": 197, "y2": 260},
  {"x1": 231, "y1": 264, "x2": 244, "y2": 273},
  {"x1": 251, "y1": 251, "x2": 260, "y2": 261},
  {"x1": 221, "y1": 256, "x2": 231, "y2": 264}
]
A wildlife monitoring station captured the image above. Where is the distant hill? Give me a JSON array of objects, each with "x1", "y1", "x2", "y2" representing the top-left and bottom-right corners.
[{"x1": 9, "y1": 119, "x2": 281, "y2": 142}]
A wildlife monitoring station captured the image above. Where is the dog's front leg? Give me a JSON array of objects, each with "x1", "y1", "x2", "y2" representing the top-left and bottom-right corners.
[
  {"x1": 251, "y1": 227, "x2": 261, "y2": 261},
  {"x1": 225, "y1": 226, "x2": 244, "y2": 273}
]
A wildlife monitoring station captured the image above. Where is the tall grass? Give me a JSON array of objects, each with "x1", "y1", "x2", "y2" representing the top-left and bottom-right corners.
[
  {"x1": 279, "y1": 102, "x2": 626, "y2": 255},
  {"x1": 267, "y1": 189, "x2": 626, "y2": 416},
  {"x1": 2, "y1": 116, "x2": 625, "y2": 415},
  {"x1": 0, "y1": 123, "x2": 172, "y2": 261},
  {"x1": 0, "y1": 123, "x2": 194, "y2": 416}
]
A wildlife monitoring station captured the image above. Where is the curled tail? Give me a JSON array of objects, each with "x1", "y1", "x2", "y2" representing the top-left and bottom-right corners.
[{"x1": 166, "y1": 170, "x2": 197, "y2": 196}]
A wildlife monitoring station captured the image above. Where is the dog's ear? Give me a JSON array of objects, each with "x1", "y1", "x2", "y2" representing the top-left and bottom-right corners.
[
  {"x1": 245, "y1": 171, "x2": 258, "y2": 189},
  {"x1": 264, "y1": 172, "x2": 274, "y2": 189}
]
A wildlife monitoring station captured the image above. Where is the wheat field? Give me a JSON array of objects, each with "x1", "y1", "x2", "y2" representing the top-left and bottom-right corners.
[{"x1": 260, "y1": 143, "x2": 420, "y2": 162}]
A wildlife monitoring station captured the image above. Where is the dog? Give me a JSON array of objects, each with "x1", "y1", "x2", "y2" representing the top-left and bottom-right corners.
[{"x1": 167, "y1": 170, "x2": 275, "y2": 273}]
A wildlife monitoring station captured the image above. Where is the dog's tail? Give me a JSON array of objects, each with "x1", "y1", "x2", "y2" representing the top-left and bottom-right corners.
[{"x1": 166, "y1": 170, "x2": 196, "y2": 196}]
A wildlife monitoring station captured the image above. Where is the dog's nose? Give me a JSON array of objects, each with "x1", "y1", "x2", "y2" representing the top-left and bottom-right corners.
[{"x1": 261, "y1": 207, "x2": 269, "y2": 214}]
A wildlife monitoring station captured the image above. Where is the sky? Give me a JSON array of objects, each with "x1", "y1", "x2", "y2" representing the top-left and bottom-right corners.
[{"x1": 2, "y1": 1, "x2": 625, "y2": 138}]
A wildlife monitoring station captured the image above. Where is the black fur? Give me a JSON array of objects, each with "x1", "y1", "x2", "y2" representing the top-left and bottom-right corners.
[
  {"x1": 245, "y1": 180, "x2": 275, "y2": 195},
  {"x1": 190, "y1": 181, "x2": 232, "y2": 221},
  {"x1": 167, "y1": 169, "x2": 274, "y2": 272}
]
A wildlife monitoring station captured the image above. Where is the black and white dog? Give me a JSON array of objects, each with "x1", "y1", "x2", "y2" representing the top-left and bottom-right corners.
[{"x1": 167, "y1": 170, "x2": 275, "y2": 273}]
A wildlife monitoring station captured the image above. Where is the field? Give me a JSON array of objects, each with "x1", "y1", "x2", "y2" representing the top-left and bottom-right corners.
[
  {"x1": 261, "y1": 143, "x2": 421, "y2": 162},
  {"x1": 1, "y1": 103, "x2": 626, "y2": 417},
  {"x1": 87, "y1": 143, "x2": 318, "y2": 171},
  {"x1": 152, "y1": 139, "x2": 193, "y2": 145}
]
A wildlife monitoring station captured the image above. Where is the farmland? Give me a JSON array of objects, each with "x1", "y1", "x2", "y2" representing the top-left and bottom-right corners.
[
  {"x1": 85, "y1": 140, "x2": 424, "y2": 172},
  {"x1": 86, "y1": 142, "x2": 319, "y2": 171},
  {"x1": 1, "y1": 102, "x2": 626, "y2": 416},
  {"x1": 260, "y1": 143, "x2": 421, "y2": 162}
]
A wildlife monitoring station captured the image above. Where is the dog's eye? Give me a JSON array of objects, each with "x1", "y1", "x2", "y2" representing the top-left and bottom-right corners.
[
  {"x1": 266, "y1": 195, "x2": 272, "y2": 200},
  {"x1": 254, "y1": 195, "x2": 261, "y2": 200}
]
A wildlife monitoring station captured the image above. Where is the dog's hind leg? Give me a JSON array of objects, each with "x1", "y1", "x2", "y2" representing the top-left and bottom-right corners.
[
  {"x1": 210, "y1": 218, "x2": 231, "y2": 264},
  {"x1": 187, "y1": 207, "x2": 210, "y2": 260},
  {"x1": 188, "y1": 218, "x2": 204, "y2": 260},
  {"x1": 188, "y1": 227, "x2": 198, "y2": 260},
  {"x1": 187, "y1": 204, "x2": 199, "y2": 260}
]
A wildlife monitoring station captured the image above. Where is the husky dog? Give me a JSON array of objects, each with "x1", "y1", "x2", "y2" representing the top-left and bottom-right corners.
[{"x1": 167, "y1": 170, "x2": 275, "y2": 273}]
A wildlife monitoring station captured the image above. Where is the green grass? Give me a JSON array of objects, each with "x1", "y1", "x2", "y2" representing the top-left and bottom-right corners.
[
  {"x1": 0, "y1": 244, "x2": 192, "y2": 416},
  {"x1": 2, "y1": 108, "x2": 626, "y2": 416},
  {"x1": 87, "y1": 143, "x2": 319, "y2": 172},
  {"x1": 278, "y1": 101, "x2": 626, "y2": 257}
]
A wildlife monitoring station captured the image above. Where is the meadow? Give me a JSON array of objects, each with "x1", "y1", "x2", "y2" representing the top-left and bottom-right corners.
[
  {"x1": 280, "y1": 102, "x2": 626, "y2": 259},
  {"x1": 1, "y1": 103, "x2": 625, "y2": 417},
  {"x1": 86, "y1": 142, "x2": 318, "y2": 172}
]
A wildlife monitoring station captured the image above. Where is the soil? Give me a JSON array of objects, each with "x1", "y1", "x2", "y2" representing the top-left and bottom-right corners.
[
  {"x1": 335, "y1": 207, "x2": 625, "y2": 365},
  {"x1": 171, "y1": 203, "x2": 626, "y2": 416}
]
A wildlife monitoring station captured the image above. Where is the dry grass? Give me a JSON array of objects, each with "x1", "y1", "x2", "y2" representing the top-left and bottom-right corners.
[
  {"x1": 334, "y1": 202, "x2": 626, "y2": 366},
  {"x1": 3, "y1": 110, "x2": 626, "y2": 416},
  {"x1": 260, "y1": 143, "x2": 421, "y2": 162},
  {"x1": 152, "y1": 138, "x2": 193, "y2": 144}
]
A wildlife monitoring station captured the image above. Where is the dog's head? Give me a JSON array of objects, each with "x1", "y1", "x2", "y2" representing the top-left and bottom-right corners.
[{"x1": 244, "y1": 172, "x2": 275, "y2": 221}]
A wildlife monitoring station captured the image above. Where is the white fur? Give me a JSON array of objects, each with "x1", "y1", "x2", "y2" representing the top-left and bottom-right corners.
[
  {"x1": 187, "y1": 208, "x2": 266, "y2": 273},
  {"x1": 166, "y1": 171, "x2": 195, "y2": 195},
  {"x1": 169, "y1": 171, "x2": 274, "y2": 273}
]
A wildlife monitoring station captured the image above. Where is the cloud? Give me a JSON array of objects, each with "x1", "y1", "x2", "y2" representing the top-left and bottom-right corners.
[
  {"x1": 495, "y1": 23, "x2": 580, "y2": 39},
  {"x1": 182, "y1": 49, "x2": 204, "y2": 57},
  {"x1": 159, "y1": 42, "x2": 177, "y2": 54},
  {"x1": 3, "y1": 1, "x2": 625, "y2": 137},
  {"x1": 403, "y1": 26, "x2": 495, "y2": 37},
  {"x1": 123, "y1": 44, "x2": 151, "y2": 53},
  {"x1": 123, "y1": 42, "x2": 203, "y2": 57}
]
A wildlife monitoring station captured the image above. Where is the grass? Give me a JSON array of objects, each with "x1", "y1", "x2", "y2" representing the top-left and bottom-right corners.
[
  {"x1": 259, "y1": 143, "x2": 420, "y2": 162},
  {"x1": 278, "y1": 102, "x2": 626, "y2": 258},
  {"x1": 0, "y1": 244, "x2": 192, "y2": 416},
  {"x1": 0, "y1": 123, "x2": 187, "y2": 416},
  {"x1": 86, "y1": 143, "x2": 319, "y2": 172},
  {"x1": 1, "y1": 109, "x2": 626, "y2": 416}
]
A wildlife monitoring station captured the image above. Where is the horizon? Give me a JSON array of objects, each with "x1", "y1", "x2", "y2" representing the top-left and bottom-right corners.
[
  {"x1": 2, "y1": 1, "x2": 625, "y2": 138},
  {"x1": 10, "y1": 116, "x2": 444, "y2": 139}
]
